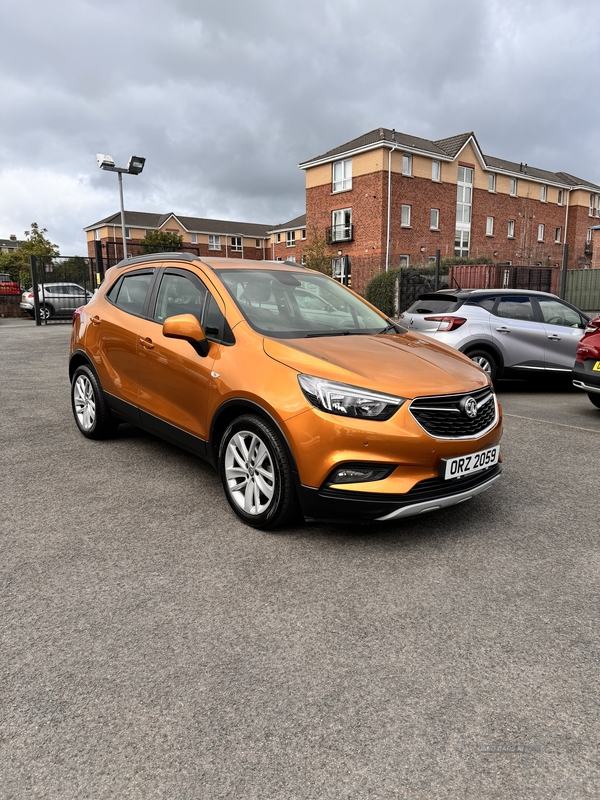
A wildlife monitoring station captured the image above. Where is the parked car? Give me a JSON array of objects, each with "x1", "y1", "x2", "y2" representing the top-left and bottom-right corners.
[
  {"x1": 0, "y1": 273, "x2": 21, "y2": 295},
  {"x1": 399, "y1": 289, "x2": 589, "y2": 382},
  {"x1": 21, "y1": 283, "x2": 93, "y2": 319},
  {"x1": 573, "y1": 316, "x2": 600, "y2": 409},
  {"x1": 69, "y1": 254, "x2": 503, "y2": 529}
]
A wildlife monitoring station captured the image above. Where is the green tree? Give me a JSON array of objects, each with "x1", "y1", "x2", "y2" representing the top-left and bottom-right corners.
[
  {"x1": 140, "y1": 229, "x2": 183, "y2": 253},
  {"x1": 303, "y1": 226, "x2": 332, "y2": 275},
  {"x1": 0, "y1": 223, "x2": 59, "y2": 286}
]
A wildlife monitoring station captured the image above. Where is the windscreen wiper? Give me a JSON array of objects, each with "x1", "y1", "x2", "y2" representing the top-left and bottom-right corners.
[
  {"x1": 305, "y1": 330, "x2": 353, "y2": 338},
  {"x1": 378, "y1": 320, "x2": 403, "y2": 334}
]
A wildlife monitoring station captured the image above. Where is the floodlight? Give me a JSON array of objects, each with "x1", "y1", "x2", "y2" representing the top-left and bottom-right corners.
[
  {"x1": 96, "y1": 154, "x2": 115, "y2": 169},
  {"x1": 128, "y1": 156, "x2": 146, "y2": 175}
]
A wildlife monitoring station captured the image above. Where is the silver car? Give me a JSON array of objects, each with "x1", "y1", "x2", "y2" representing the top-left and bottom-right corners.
[
  {"x1": 400, "y1": 289, "x2": 589, "y2": 382},
  {"x1": 21, "y1": 283, "x2": 93, "y2": 320}
]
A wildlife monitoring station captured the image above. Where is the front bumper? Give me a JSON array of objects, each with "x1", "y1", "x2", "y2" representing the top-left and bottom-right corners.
[
  {"x1": 298, "y1": 463, "x2": 502, "y2": 522},
  {"x1": 572, "y1": 360, "x2": 600, "y2": 394}
]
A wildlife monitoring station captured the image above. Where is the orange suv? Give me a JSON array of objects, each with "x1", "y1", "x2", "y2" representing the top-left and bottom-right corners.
[{"x1": 70, "y1": 254, "x2": 502, "y2": 528}]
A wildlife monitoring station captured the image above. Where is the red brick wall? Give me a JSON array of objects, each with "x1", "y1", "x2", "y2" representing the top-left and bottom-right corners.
[{"x1": 270, "y1": 238, "x2": 307, "y2": 263}]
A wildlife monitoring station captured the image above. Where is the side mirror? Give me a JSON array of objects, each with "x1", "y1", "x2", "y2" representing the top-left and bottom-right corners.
[{"x1": 163, "y1": 313, "x2": 209, "y2": 357}]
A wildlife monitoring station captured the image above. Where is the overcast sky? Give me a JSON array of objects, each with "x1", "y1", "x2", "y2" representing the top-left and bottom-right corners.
[{"x1": 0, "y1": 0, "x2": 598, "y2": 254}]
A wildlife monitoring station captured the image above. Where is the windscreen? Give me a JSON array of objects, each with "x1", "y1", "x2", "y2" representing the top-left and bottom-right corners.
[
  {"x1": 405, "y1": 294, "x2": 463, "y2": 314},
  {"x1": 215, "y1": 269, "x2": 391, "y2": 338}
]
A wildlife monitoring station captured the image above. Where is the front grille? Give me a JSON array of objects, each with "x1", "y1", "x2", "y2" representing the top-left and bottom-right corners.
[{"x1": 409, "y1": 387, "x2": 497, "y2": 439}]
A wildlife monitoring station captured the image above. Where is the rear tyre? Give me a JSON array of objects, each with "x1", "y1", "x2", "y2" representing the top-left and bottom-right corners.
[
  {"x1": 71, "y1": 365, "x2": 119, "y2": 439},
  {"x1": 466, "y1": 349, "x2": 498, "y2": 383},
  {"x1": 588, "y1": 392, "x2": 600, "y2": 409},
  {"x1": 219, "y1": 414, "x2": 300, "y2": 530},
  {"x1": 39, "y1": 304, "x2": 53, "y2": 320}
]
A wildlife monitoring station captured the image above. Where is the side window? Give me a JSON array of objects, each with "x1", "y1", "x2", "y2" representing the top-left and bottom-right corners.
[
  {"x1": 106, "y1": 277, "x2": 122, "y2": 302},
  {"x1": 538, "y1": 298, "x2": 583, "y2": 328},
  {"x1": 154, "y1": 272, "x2": 207, "y2": 324},
  {"x1": 467, "y1": 295, "x2": 498, "y2": 312},
  {"x1": 114, "y1": 273, "x2": 153, "y2": 316},
  {"x1": 495, "y1": 296, "x2": 535, "y2": 322}
]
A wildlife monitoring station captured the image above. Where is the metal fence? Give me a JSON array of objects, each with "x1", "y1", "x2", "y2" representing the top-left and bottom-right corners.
[
  {"x1": 565, "y1": 269, "x2": 600, "y2": 312},
  {"x1": 446, "y1": 264, "x2": 560, "y2": 294},
  {"x1": 29, "y1": 255, "x2": 96, "y2": 324},
  {"x1": 92, "y1": 241, "x2": 203, "y2": 273}
]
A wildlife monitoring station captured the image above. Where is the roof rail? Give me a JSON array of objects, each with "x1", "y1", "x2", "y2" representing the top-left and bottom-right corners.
[{"x1": 114, "y1": 251, "x2": 200, "y2": 268}]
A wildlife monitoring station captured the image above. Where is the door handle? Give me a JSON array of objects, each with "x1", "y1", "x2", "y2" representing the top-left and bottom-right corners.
[
  {"x1": 139, "y1": 337, "x2": 154, "y2": 350},
  {"x1": 547, "y1": 334, "x2": 561, "y2": 341},
  {"x1": 91, "y1": 315, "x2": 101, "y2": 326},
  {"x1": 496, "y1": 326, "x2": 511, "y2": 333}
]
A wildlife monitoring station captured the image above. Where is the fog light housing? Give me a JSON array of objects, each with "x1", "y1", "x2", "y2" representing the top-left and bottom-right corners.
[{"x1": 325, "y1": 463, "x2": 396, "y2": 487}]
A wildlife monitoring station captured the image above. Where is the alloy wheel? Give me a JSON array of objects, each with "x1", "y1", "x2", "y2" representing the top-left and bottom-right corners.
[
  {"x1": 471, "y1": 355, "x2": 492, "y2": 376},
  {"x1": 73, "y1": 374, "x2": 96, "y2": 431},
  {"x1": 224, "y1": 430, "x2": 275, "y2": 515}
]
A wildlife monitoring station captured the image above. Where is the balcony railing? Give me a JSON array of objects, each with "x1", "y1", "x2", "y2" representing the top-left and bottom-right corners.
[{"x1": 326, "y1": 224, "x2": 354, "y2": 244}]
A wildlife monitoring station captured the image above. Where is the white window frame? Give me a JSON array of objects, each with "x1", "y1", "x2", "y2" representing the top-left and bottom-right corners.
[
  {"x1": 488, "y1": 173, "x2": 496, "y2": 193},
  {"x1": 540, "y1": 184, "x2": 547, "y2": 203},
  {"x1": 332, "y1": 159, "x2": 352, "y2": 192},
  {"x1": 510, "y1": 178, "x2": 518, "y2": 197},
  {"x1": 286, "y1": 255, "x2": 296, "y2": 262},
  {"x1": 125, "y1": 227, "x2": 131, "y2": 239},
  {"x1": 597, "y1": 195, "x2": 600, "y2": 217},
  {"x1": 508, "y1": 220, "x2": 515, "y2": 239},
  {"x1": 301, "y1": 254, "x2": 306, "y2": 265},
  {"x1": 557, "y1": 189, "x2": 563, "y2": 206},
  {"x1": 286, "y1": 230, "x2": 296, "y2": 247},
  {"x1": 255, "y1": 239, "x2": 261, "y2": 248},
  {"x1": 401, "y1": 204, "x2": 411, "y2": 227},
  {"x1": 231, "y1": 236, "x2": 242, "y2": 252},
  {"x1": 276, "y1": 233, "x2": 281, "y2": 243},
  {"x1": 537, "y1": 224, "x2": 545, "y2": 242},
  {"x1": 331, "y1": 208, "x2": 352, "y2": 241},
  {"x1": 301, "y1": 229, "x2": 306, "y2": 240},
  {"x1": 590, "y1": 194, "x2": 595, "y2": 217},
  {"x1": 431, "y1": 160, "x2": 441, "y2": 182},
  {"x1": 399, "y1": 255, "x2": 409, "y2": 267},
  {"x1": 208, "y1": 234, "x2": 221, "y2": 250},
  {"x1": 555, "y1": 227, "x2": 561, "y2": 243},
  {"x1": 402, "y1": 154, "x2": 412, "y2": 176},
  {"x1": 191, "y1": 233, "x2": 198, "y2": 244},
  {"x1": 486, "y1": 216, "x2": 494, "y2": 236},
  {"x1": 94, "y1": 229, "x2": 101, "y2": 240},
  {"x1": 430, "y1": 208, "x2": 439, "y2": 230}
]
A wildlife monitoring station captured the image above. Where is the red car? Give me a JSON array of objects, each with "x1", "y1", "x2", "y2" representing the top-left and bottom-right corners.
[{"x1": 573, "y1": 316, "x2": 600, "y2": 409}]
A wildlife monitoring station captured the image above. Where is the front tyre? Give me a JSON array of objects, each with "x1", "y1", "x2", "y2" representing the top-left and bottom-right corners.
[
  {"x1": 71, "y1": 365, "x2": 119, "y2": 439},
  {"x1": 219, "y1": 414, "x2": 300, "y2": 530},
  {"x1": 588, "y1": 392, "x2": 600, "y2": 409}
]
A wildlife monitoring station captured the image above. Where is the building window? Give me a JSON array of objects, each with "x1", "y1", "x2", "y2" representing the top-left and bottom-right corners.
[
  {"x1": 276, "y1": 233, "x2": 281, "y2": 243},
  {"x1": 332, "y1": 159, "x2": 352, "y2": 192},
  {"x1": 590, "y1": 194, "x2": 595, "y2": 216},
  {"x1": 301, "y1": 229, "x2": 306, "y2": 240},
  {"x1": 537, "y1": 224, "x2": 545, "y2": 242},
  {"x1": 231, "y1": 236, "x2": 242, "y2": 252},
  {"x1": 301, "y1": 254, "x2": 306, "y2": 265},
  {"x1": 454, "y1": 229, "x2": 470, "y2": 257},
  {"x1": 428, "y1": 256, "x2": 436, "y2": 264},
  {"x1": 287, "y1": 255, "x2": 296, "y2": 262},
  {"x1": 399, "y1": 256, "x2": 409, "y2": 267},
  {"x1": 540, "y1": 185, "x2": 547, "y2": 203},
  {"x1": 597, "y1": 195, "x2": 600, "y2": 217},
  {"x1": 510, "y1": 178, "x2": 518, "y2": 197},
  {"x1": 208, "y1": 235, "x2": 221, "y2": 250},
  {"x1": 124, "y1": 228, "x2": 131, "y2": 239},
  {"x1": 488, "y1": 173, "x2": 496, "y2": 192},
  {"x1": 402, "y1": 154, "x2": 412, "y2": 176},
  {"x1": 557, "y1": 189, "x2": 563, "y2": 205},
  {"x1": 486, "y1": 216, "x2": 494, "y2": 236},
  {"x1": 555, "y1": 227, "x2": 561, "y2": 243},
  {"x1": 276, "y1": 256, "x2": 282, "y2": 261},
  {"x1": 331, "y1": 208, "x2": 352, "y2": 241},
  {"x1": 401, "y1": 204, "x2": 411, "y2": 227},
  {"x1": 255, "y1": 239, "x2": 261, "y2": 248},
  {"x1": 94, "y1": 229, "x2": 101, "y2": 240},
  {"x1": 286, "y1": 230, "x2": 296, "y2": 247},
  {"x1": 191, "y1": 233, "x2": 198, "y2": 244},
  {"x1": 507, "y1": 220, "x2": 515, "y2": 238},
  {"x1": 432, "y1": 160, "x2": 441, "y2": 182},
  {"x1": 430, "y1": 209, "x2": 439, "y2": 229},
  {"x1": 586, "y1": 229, "x2": 592, "y2": 245}
]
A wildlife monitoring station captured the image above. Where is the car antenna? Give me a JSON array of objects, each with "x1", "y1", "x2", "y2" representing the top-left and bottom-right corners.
[{"x1": 452, "y1": 275, "x2": 462, "y2": 290}]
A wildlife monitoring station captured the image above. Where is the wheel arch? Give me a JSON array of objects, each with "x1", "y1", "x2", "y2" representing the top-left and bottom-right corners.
[
  {"x1": 459, "y1": 340, "x2": 505, "y2": 372},
  {"x1": 209, "y1": 399, "x2": 299, "y2": 477},
  {"x1": 69, "y1": 349, "x2": 95, "y2": 381}
]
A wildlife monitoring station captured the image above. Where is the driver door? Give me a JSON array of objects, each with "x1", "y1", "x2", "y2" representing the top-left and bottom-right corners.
[{"x1": 136, "y1": 268, "x2": 219, "y2": 447}]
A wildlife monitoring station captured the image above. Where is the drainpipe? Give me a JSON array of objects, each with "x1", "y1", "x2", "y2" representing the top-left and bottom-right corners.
[
  {"x1": 563, "y1": 188, "x2": 571, "y2": 264},
  {"x1": 385, "y1": 143, "x2": 401, "y2": 272}
]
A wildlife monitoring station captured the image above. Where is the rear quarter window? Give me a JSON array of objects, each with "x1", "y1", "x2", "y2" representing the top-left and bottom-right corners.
[{"x1": 406, "y1": 295, "x2": 463, "y2": 314}]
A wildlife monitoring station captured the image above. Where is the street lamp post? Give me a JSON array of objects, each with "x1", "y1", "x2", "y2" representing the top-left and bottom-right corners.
[{"x1": 96, "y1": 154, "x2": 146, "y2": 261}]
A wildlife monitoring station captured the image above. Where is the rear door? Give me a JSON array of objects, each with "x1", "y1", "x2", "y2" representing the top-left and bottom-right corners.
[
  {"x1": 488, "y1": 295, "x2": 546, "y2": 370},
  {"x1": 535, "y1": 296, "x2": 587, "y2": 371},
  {"x1": 86, "y1": 268, "x2": 156, "y2": 410}
]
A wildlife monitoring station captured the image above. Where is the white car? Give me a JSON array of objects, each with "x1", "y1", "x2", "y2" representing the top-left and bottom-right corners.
[
  {"x1": 400, "y1": 289, "x2": 589, "y2": 382},
  {"x1": 21, "y1": 283, "x2": 93, "y2": 320}
]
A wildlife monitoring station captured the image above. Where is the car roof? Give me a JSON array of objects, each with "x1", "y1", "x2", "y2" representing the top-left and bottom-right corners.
[
  {"x1": 115, "y1": 253, "x2": 305, "y2": 273},
  {"x1": 432, "y1": 288, "x2": 562, "y2": 299}
]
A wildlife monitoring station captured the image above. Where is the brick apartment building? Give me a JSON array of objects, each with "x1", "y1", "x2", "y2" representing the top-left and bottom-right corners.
[
  {"x1": 299, "y1": 128, "x2": 600, "y2": 292},
  {"x1": 84, "y1": 127, "x2": 600, "y2": 294}
]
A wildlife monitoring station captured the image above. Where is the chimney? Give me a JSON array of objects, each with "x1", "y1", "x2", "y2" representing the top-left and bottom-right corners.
[
  {"x1": 9, "y1": 234, "x2": 16, "y2": 241},
  {"x1": 379, "y1": 128, "x2": 385, "y2": 139},
  {"x1": 391, "y1": 128, "x2": 396, "y2": 141}
]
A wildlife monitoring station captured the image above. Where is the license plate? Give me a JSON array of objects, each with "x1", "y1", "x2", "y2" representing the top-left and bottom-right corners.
[
  {"x1": 442, "y1": 446, "x2": 500, "y2": 480},
  {"x1": 593, "y1": 361, "x2": 600, "y2": 372}
]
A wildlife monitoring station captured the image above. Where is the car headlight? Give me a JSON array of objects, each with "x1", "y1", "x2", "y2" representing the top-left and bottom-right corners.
[{"x1": 298, "y1": 374, "x2": 406, "y2": 421}]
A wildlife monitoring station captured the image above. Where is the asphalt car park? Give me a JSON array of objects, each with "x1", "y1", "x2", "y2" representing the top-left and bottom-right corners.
[{"x1": 1, "y1": 319, "x2": 599, "y2": 799}]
